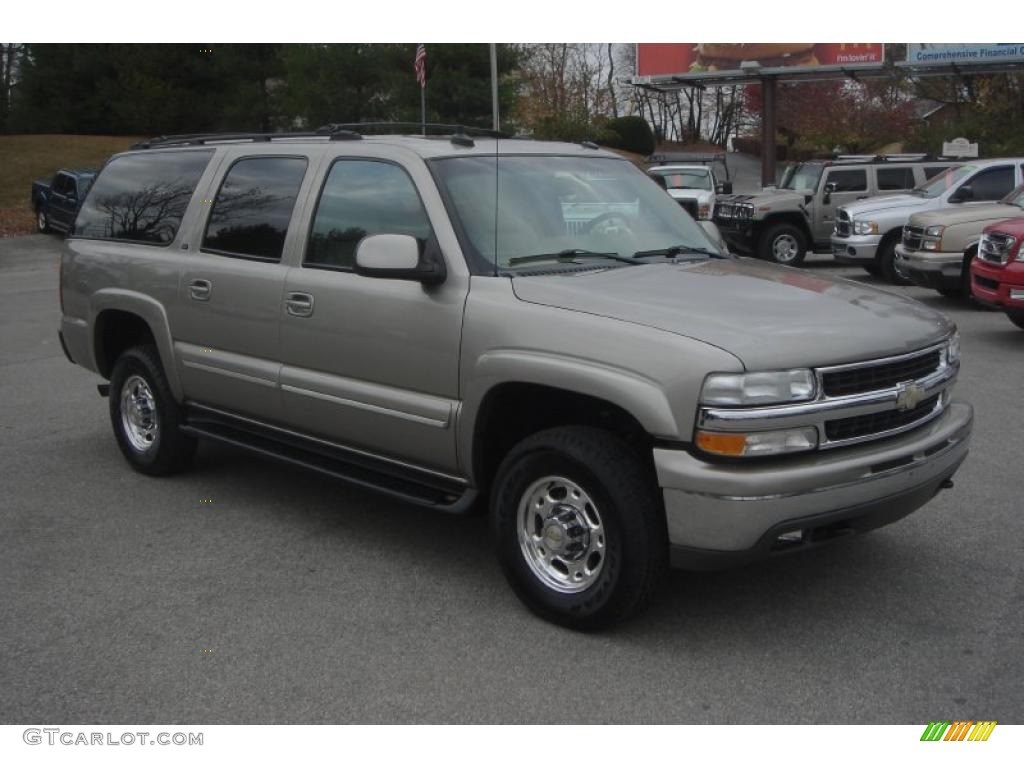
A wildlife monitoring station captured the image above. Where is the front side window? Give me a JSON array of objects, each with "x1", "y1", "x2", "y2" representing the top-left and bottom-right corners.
[
  {"x1": 74, "y1": 150, "x2": 213, "y2": 244},
  {"x1": 305, "y1": 160, "x2": 432, "y2": 269},
  {"x1": 53, "y1": 174, "x2": 75, "y2": 196},
  {"x1": 967, "y1": 166, "x2": 1014, "y2": 201},
  {"x1": 431, "y1": 155, "x2": 721, "y2": 273},
  {"x1": 876, "y1": 167, "x2": 916, "y2": 191},
  {"x1": 202, "y1": 156, "x2": 308, "y2": 261},
  {"x1": 825, "y1": 169, "x2": 867, "y2": 193}
]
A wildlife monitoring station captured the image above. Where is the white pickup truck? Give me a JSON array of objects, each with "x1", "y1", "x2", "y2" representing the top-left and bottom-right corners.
[{"x1": 832, "y1": 159, "x2": 1024, "y2": 284}]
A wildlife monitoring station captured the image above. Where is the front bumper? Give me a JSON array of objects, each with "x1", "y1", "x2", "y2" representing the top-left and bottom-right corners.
[
  {"x1": 897, "y1": 245, "x2": 963, "y2": 291},
  {"x1": 831, "y1": 233, "x2": 881, "y2": 263},
  {"x1": 654, "y1": 401, "x2": 972, "y2": 569},
  {"x1": 971, "y1": 258, "x2": 1024, "y2": 309}
]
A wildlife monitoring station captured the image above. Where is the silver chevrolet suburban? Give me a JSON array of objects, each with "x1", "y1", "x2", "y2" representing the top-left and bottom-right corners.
[{"x1": 58, "y1": 127, "x2": 973, "y2": 629}]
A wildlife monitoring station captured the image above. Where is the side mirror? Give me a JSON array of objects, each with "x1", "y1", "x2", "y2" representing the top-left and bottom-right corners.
[
  {"x1": 822, "y1": 180, "x2": 837, "y2": 204},
  {"x1": 716, "y1": 181, "x2": 733, "y2": 195},
  {"x1": 354, "y1": 233, "x2": 446, "y2": 285},
  {"x1": 951, "y1": 184, "x2": 973, "y2": 203}
]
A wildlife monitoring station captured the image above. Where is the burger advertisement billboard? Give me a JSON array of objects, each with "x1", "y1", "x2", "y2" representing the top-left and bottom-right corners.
[{"x1": 635, "y1": 43, "x2": 885, "y2": 81}]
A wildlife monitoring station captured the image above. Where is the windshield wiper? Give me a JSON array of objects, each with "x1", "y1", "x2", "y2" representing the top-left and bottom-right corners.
[
  {"x1": 508, "y1": 249, "x2": 637, "y2": 266},
  {"x1": 632, "y1": 244, "x2": 722, "y2": 259}
]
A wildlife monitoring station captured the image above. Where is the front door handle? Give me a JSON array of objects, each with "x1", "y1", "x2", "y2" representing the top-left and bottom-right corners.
[
  {"x1": 188, "y1": 279, "x2": 212, "y2": 301},
  {"x1": 285, "y1": 292, "x2": 314, "y2": 317}
]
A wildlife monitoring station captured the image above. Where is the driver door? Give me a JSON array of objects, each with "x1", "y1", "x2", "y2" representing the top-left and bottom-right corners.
[{"x1": 816, "y1": 167, "x2": 870, "y2": 241}]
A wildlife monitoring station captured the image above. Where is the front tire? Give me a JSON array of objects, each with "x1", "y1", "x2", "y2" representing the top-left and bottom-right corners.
[
  {"x1": 862, "y1": 263, "x2": 881, "y2": 277},
  {"x1": 1007, "y1": 310, "x2": 1024, "y2": 330},
  {"x1": 879, "y1": 238, "x2": 912, "y2": 285},
  {"x1": 758, "y1": 223, "x2": 807, "y2": 266},
  {"x1": 109, "y1": 345, "x2": 196, "y2": 476},
  {"x1": 491, "y1": 426, "x2": 667, "y2": 630}
]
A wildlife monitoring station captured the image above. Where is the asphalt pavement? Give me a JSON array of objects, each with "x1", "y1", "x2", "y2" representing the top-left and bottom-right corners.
[{"x1": 1, "y1": 234, "x2": 1022, "y2": 724}]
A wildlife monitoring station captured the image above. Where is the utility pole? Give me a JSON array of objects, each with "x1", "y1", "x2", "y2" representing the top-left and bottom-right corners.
[
  {"x1": 490, "y1": 43, "x2": 500, "y2": 132},
  {"x1": 760, "y1": 76, "x2": 777, "y2": 188}
]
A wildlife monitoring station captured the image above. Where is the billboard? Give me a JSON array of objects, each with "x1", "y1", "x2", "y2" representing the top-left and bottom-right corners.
[
  {"x1": 635, "y1": 43, "x2": 885, "y2": 81},
  {"x1": 905, "y1": 44, "x2": 1024, "y2": 67}
]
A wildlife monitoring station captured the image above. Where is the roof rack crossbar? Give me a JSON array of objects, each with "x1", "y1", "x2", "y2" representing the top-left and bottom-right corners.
[
  {"x1": 130, "y1": 128, "x2": 363, "y2": 150},
  {"x1": 317, "y1": 122, "x2": 508, "y2": 138}
]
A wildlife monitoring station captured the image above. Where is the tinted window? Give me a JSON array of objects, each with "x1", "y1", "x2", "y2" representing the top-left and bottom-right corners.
[
  {"x1": 876, "y1": 167, "x2": 916, "y2": 191},
  {"x1": 923, "y1": 165, "x2": 952, "y2": 180},
  {"x1": 306, "y1": 160, "x2": 432, "y2": 269},
  {"x1": 825, "y1": 169, "x2": 867, "y2": 192},
  {"x1": 968, "y1": 166, "x2": 1014, "y2": 201},
  {"x1": 53, "y1": 174, "x2": 75, "y2": 195},
  {"x1": 74, "y1": 151, "x2": 213, "y2": 244},
  {"x1": 203, "y1": 156, "x2": 308, "y2": 261}
]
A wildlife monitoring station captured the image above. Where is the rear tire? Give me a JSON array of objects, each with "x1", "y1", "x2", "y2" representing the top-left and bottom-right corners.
[
  {"x1": 36, "y1": 208, "x2": 49, "y2": 233},
  {"x1": 758, "y1": 222, "x2": 808, "y2": 266},
  {"x1": 879, "y1": 238, "x2": 912, "y2": 285},
  {"x1": 109, "y1": 345, "x2": 196, "y2": 476},
  {"x1": 491, "y1": 426, "x2": 667, "y2": 630}
]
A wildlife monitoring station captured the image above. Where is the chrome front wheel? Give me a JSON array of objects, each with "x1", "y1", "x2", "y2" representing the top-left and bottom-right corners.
[{"x1": 517, "y1": 475, "x2": 605, "y2": 594}]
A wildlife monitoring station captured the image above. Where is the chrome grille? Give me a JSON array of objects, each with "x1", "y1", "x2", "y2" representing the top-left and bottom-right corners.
[
  {"x1": 822, "y1": 349, "x2": 942, "y2": 397},
  {"x1": 903, "y1": 225, "x2": 924, "y2": 251},
  {"x1": 835, "y1": 209, "x2": 851, "y2": 237},
  {"x1": 825, "y1": 395, "x2": 940, "y2": 442}
]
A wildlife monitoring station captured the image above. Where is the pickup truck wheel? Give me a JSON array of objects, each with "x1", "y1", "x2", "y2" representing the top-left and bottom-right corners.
[
  {"x1": 1007, "y1": 310, "x2": 1024, "y2": 330},
  {"x1": 759, "y1": 223, "x2": 807, "y2": 265},
  {"x1": 491, "y1": 426, "x2": 667, "y2": 630},
  {"x1": 36, "y1": 209, "x2": 49, "y2": 233},
  {"x1": 879, "y1": 239, "x2": 912, "y2": 285},
  {"x1": 109, "y1": 345, "x2": 196, "y2": 476},
  {"x1": 862, "y1": 264, "x2": 881, "y2": 277}
]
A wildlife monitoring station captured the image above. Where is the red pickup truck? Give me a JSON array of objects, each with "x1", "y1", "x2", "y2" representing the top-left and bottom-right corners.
[{"x1": 972, "y1": 216, "x2": 1024, "y2": 330}]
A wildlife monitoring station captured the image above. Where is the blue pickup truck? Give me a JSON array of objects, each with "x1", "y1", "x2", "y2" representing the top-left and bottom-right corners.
[{"x1": 31, "y1": 168, "x2": 97, "y2": 234}]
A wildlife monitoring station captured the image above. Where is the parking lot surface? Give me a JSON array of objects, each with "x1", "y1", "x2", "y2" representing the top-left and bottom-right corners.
[{"x1": 1, "y1": 235, "x2": 1022, "y2": 724}]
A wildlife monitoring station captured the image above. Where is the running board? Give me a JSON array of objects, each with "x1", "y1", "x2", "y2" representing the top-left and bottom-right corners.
[{"x1": 181, "y1": 407, "x2": 476, "y2": 514}]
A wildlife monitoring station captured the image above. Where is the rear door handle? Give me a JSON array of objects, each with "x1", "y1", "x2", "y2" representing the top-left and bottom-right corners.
[
  {"x1": 188, "y1": 279, "x2": 212, "y2": 301},
  {"x1": 285, "y1": 292, "x2": 314, "y2": 317}
]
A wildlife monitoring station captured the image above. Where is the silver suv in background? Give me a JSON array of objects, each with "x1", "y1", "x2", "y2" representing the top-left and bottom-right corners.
[
  {"x1": 833, "y1": 159, "x2": 1024, "y2": 284},
  {"x1": 714, "y1": 155, "x2": 955, "y2": 265},
  {"x1": 59, "y1": 127, "x2": 972, "y2": 629}
]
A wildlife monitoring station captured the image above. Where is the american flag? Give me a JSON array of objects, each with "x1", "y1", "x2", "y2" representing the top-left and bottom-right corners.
[{"x1": 414, "y1": 43, "x2": 427, "y2": 88}]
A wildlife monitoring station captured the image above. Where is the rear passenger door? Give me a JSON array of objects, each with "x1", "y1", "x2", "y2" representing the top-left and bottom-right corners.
[
  {"x1": 817, "y1": 168, "x2": 869, "y2": 241},
  {"x1": 173, "y1": 154, "x2": 311, "y2": 423},
  {"x1": 278, "y1": 156, "x2": 468, "y2": 474},
  {"x1": 874, "y1": 166, "x2": 917, "y2": 197}
]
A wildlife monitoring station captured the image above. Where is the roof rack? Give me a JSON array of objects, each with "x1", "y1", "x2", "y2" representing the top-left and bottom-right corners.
[
  {"x1": 832, "y1": 153, "x2": 935, "y2": 164},
  {"x1": 646, "y1": 152, "x2": 730, "y2": 180},
  {"x1": 317, "y1": 122, "x2": 508, "y2": 139},
  {"x1": 130, "y1": 127, "x2": 363, "y2": 150}
]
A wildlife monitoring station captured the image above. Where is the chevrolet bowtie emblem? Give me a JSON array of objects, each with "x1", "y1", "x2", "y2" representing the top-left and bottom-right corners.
[{"x1": 895, "y1": 381, "x2": 927, "y2": 412}]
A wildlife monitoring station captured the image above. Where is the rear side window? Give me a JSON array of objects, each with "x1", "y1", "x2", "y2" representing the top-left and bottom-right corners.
[
  {"x1": 74, "y1": 151, "x2": 213, "y2": 244},
  {"x1": 202, "y1": 156, "x2": 308, "y2": 261},
  {"x1": 305, "y1": 159, "x2": 432, "y2": 269},
  {"x1": 825, "y1": 169, "x2": 867, "y2": 192},
  {"x1": 968, "y1": 166, "x2": 1014, "y2": 201},
  {"x1": 876, "y1": 167, "x2": 916, "y2": 191},
  {"x1": 923, "y1": 165, "x2": 951, "y2": 180}
]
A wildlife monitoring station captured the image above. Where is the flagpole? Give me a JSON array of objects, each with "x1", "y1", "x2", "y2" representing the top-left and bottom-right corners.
[
  {"x1": 490, "y1": 43, "x2": 499, "y2": 132},
  {"x1": 421, "y1": 82, "x2": 426, "y2": 136}
]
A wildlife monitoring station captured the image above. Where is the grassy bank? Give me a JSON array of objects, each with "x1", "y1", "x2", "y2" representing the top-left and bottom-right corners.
[{"x1": 0, "y1": 134, "x2": 142, "y2": 237}]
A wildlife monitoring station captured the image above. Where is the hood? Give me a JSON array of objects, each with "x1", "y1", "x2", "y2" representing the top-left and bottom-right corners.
[
  {"x1": 911, "y1": 202, "x2": 1022, "y2": 228},
  {"x1": 511, "y1": 259, "x2": 953, "y2": 370},
  {"x1": 668, "y1": 188, "x2": 713, "y2": 203},
  {"x1": 723, "y1": 189, "x2": 806, "y2": 210},
  {"x1": 841, "y1": 193, "x2": 926, "y2": 218}
]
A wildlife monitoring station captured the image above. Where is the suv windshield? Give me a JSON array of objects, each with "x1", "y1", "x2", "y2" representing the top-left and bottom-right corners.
[
  {"x1": 913, "y1": 164, "x2": 975, "y2": 198},
  {"x1": 431, "y1": 155, "x2": 722, "y2": 272},
  {"x1": 781, "y1": 163, "x2": 823, "y2": 193},
  {"x1": 651, "y1": 169, "x2": 711, "y2": 191}
]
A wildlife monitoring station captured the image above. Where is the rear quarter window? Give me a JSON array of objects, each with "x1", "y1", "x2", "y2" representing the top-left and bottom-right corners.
[
  {"x1": 73, "y1": 150, "x2": 214, "y2": 245},
  {"x1": 875, "y1": 167, "x2": 916, "y2": 191}
]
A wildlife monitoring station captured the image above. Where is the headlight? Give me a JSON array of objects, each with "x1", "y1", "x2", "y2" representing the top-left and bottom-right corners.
[
  {"x1": 700, "y1": 369, "x2": 817, "y2": 406},
  {"x1": 853, "y1": 220, "x2": 878, "y2": 235},
  {"x1": 696, "y1": 426, "x2": 819, "y2": 457},
  {"x1": 946, "y1": 331, "x2": 960, "y2": 366},
  {"x1": 925, "y1": 225, "x2": 945, "y2": 237}
]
